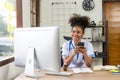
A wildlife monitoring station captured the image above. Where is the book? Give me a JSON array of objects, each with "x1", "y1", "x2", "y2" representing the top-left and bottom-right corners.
[{"x1": 110, "y1": 69, "x2": 120, "y2": 75}]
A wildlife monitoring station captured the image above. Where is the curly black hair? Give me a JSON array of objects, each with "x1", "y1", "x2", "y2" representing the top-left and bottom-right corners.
[{"x1": 69, "y1": 14, "x2": 90, "y2": 33}]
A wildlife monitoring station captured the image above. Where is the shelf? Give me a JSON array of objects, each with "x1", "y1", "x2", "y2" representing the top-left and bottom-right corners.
[
  {"x1": 63, "y1": 36, "x2": 106, "y2": 43},
  {"x1": 90, "y1": 41, "x2": 105, "y2": 43},
  {"x1": 94, "y1": 52, "x2": 106, "y2": 58},
  {"x1": 87, "y1": 25, "x2": 105, "y2": 28}
]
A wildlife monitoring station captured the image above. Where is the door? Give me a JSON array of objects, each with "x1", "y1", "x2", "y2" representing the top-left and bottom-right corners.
[{"x1": 104, "y1": 2, "x2": 120, "y2": 65}]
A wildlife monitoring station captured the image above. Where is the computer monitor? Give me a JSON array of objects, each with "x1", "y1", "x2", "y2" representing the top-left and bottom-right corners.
[{"x1": 14, "y1": 27, "x2": 61, "y2": 77}]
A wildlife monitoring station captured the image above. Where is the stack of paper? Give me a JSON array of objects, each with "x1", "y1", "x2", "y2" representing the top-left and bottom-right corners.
[
  {"x1": 72, "y1": 68, "x2": 93, "y2": 73},
  {"x1": 93, "y1": 65, "x2": 118, "y2": 70}
]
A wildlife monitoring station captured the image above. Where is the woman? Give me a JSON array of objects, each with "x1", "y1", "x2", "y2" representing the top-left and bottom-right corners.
[{"x1": 62, "y1": 14, "x2": 95, "y2": 68}]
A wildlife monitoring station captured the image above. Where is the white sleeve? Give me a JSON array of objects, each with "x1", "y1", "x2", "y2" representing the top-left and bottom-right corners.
[
  {"x1": 86, "y1": 42, "x2": 95, "y2": 57},
  {"x1": 61, "y1": 42, "x2": 69, "y2": 59}
]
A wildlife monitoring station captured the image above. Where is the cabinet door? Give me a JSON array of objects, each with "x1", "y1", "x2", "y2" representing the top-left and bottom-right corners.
[{"x1": 104, "y1": 2, "x2": 120, "y2": 65}]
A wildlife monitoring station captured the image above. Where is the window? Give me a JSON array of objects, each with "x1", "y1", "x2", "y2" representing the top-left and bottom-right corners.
[{"x1": 0, "y1": 0, "x2": 16, "y2": 56}]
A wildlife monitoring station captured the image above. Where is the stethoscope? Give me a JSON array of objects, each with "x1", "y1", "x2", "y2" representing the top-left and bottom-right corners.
[{"x1": 68, "y1": 39, "x2": 79, "y2": 60}]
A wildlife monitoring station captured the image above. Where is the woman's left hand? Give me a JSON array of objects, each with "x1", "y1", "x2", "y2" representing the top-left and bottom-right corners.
[{"x1": 77, "y1": 46, "x2": 87, "y2": 55}]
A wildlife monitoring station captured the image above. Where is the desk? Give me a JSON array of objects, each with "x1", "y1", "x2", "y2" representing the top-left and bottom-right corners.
[{"x1": 15, "y1": 70, "x2": 120, "y2": 80}]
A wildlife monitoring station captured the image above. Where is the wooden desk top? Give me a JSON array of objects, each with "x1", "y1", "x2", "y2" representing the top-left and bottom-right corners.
[{"x1": 15, "y1": 70, "x2": 120, "y2": 80}]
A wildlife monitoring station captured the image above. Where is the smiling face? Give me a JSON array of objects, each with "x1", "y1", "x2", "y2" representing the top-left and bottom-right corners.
[{"x1": 71, "y1": 26, "x2": 84, "y2": 45}]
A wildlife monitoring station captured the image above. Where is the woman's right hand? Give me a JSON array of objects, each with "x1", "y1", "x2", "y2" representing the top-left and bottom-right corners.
[
  {"x1": 74, "y1": 46, "x2": 85, "y2": 54},
  {"x1": 73, "y1": 46, "x2": 80, "y2": 54}
]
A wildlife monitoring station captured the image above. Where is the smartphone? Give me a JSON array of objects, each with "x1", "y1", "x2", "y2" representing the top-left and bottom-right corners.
[{"x1": 77, "y1": 42, "x2": 84, "y2": 46}]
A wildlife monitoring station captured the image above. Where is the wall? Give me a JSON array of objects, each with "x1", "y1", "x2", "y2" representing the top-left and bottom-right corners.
[
  {"x1": 40, "y1": 0, "x2": 102, "y2": 46},
  {"x1": 0, "y1": 62, "x2": 24, "y2": 80},
  {"x1": 0, "y1": 64, "x2": 9, "y2": 80},
  {"x1": 40, "y1": 0, "x2": 102, "y2": 25},
  {"x1": 22, "y1": 0, "x2": 31, "y2": 27}
]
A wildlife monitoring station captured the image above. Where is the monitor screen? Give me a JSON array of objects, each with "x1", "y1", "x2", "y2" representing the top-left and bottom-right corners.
[{"x1": 14, "y1": 27, "x2": 61, "y2": 73}]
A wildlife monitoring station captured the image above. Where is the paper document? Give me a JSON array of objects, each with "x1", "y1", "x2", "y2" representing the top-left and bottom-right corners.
[
  {"x1": 93, "y1": 65, "x2": 118, "y2": 70},
  {"x1": 72, "y1": 68, "x2": 93, "y2": 73}
]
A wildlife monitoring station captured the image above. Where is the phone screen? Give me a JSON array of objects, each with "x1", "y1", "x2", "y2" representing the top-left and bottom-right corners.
[{"x1": 78, "y1": 42, "x2": 84, "y2": 46}]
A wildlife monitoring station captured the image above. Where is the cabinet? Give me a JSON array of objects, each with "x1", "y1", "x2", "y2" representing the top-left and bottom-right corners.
[
  {"x1": 86, "y1": 21, "x2": 108, "y2": 65},
  {"x1": 63, "y1": 21, "x2": 109, "y2": 65}
]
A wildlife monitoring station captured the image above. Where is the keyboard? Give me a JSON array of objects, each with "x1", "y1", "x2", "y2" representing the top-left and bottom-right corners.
[
  {"x1": 72, "y1": 68, "x2": 94, "y2": 73},
  {"x1": 45, "y1": 71, "x2": 73, "y2": 76}
]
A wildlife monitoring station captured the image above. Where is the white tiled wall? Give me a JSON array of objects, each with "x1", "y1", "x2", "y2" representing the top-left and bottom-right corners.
[
  {"x1": 40, "y1": 0, "x2": 102, "y2": 47},
  {"x1": 0, "y1": 64, "x2": 9, "y2": 80},
  {"x1": 92, "y1": 58, "x2": 103, "y2": 66}
]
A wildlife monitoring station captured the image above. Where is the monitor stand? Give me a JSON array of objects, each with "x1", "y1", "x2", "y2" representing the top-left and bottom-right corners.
[{"x1": 24, "y1": 47, "x2": 44, "y2": 78}]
